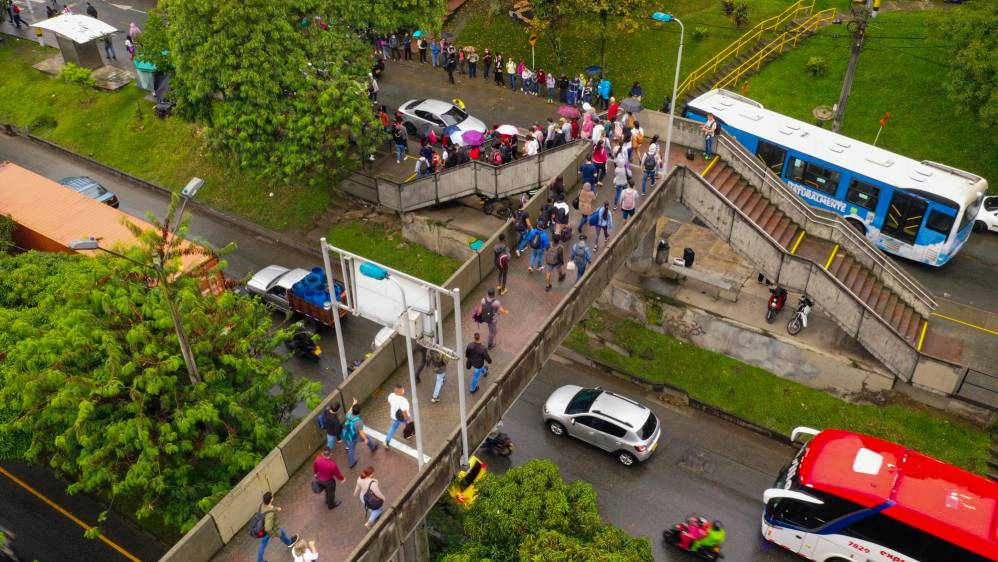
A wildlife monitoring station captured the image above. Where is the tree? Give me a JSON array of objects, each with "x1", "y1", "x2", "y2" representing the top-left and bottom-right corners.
[
  {"x1": 440, "y1": 460, "x2": 653, "y2": 562},
  {"x1": 0, "y1": 214, "x2": 15, "y2": 254},
  {"x1": 566, "y1": 0, "x2": 653, "y2": 72},
  {"x1": 942, "y1": 3, "x2": 998, "y2": 142},
  {"x1": 0, "y1": 198, "x2": 320, "y2": 533},
  {"x1": 143, "y1": 0, "x2": 393, "y2": 183}
]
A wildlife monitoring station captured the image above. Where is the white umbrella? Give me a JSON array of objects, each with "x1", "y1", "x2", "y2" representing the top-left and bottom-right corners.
[
  {"x1": 449, "y1": 130, "x2": 466, "y2": 146},
  {"x1": 496, "y1": 124, "x2": 518, "y2": 136}
]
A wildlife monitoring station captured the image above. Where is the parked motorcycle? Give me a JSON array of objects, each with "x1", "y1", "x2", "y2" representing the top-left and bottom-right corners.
[
  {"x1": 787, "y1": 295, "x2": 814, "y2": 336},
  {"x1": 479, "y1": 422, "x2": 513, "y2": 456},
  {"x1": 766, "y1": 286, "x2": 788, "y2": 323},
  {"x1": 662, "y1": 516, "x2": 725, "y2": 560},
  {"x1": 285, "y1": 330, "x2": 322, "y2": 361}
]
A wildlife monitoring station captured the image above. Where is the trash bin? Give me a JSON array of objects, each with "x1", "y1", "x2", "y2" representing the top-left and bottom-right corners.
[
  {"x1": 683, "y1": 247, "x2": 695, "y2": 268},
  {"x1": 134, "y1": 59, "x2": 156, "y2": 92},
  {"x1": 655, "y1": 239, "x2": 669, "y2": 265}
]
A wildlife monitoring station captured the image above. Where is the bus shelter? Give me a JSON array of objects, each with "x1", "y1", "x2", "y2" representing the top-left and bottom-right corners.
[{"x1": 32, "y1": 14, "x2": 117, "y2": 69}]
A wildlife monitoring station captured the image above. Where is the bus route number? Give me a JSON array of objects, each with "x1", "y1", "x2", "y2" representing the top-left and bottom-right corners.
[
  {"x1": 847, "y1": 541, "x2": 870, "y2": 554},
  {"x1": 879, "y1": 552, "x2": 907, "y2": 562}
]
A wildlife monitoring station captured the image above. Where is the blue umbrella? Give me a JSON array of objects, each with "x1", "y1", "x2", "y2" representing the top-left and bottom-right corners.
[
  {"x1": 442, "y1": 125, "x2": 460, "y2": 139},
  {"x1": 413, "y1": 30, "x2": 423, "y2": 37},
  {"x1": 584, "y1": 65, "x2": 602, "y2": 76}
]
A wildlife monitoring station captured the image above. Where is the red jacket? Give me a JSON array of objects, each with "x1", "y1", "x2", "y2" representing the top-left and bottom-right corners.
[
  {"x1": 608, "y1": 102, "x2": 620, "y2": 122},
  {"x1": 313, "y1": 456, "x2": 345, "y2": 483}
]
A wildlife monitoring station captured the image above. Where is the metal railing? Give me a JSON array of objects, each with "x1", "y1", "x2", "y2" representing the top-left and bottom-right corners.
[
  {"x1": 675, "y1": 0, "x2": 815, "y2": 101},
  {"x1": 716, "y1": 135, "x2": 937, "y2": 315},
  {"x1": 714, "y1": 8, "x2": 837, "y2": 92}
]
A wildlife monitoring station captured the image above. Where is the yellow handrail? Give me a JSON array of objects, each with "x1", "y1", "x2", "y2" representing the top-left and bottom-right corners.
[
  {"x1": 676, "y1": 0, "x2": 815, "y2": 101},
  {"x1": 714, "y1": 9, "x2": 836, "y2": 92}
]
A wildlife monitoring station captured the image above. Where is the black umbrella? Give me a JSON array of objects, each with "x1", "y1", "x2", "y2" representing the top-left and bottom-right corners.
[
  {"x1": 619, "y1": 96, "x2": 644, "y2": 113},
  {"x1": 584, "y1": 65, "x2": 602, "y2": 76}
]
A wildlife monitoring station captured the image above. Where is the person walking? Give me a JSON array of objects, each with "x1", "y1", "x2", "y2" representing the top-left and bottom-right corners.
[
  {"x1": 466, "y1": 332, "x2": 493, "y2": 394},
  {"x1": 543, "y1": 236, "x2": 566, "y2": 291},
  {"x1": 85, "y1": 2, "x2": 98, "y2": 18},
  {"x1": 426, "y1": 349, "x2": 449, "y2": 403},
  {"x1": 558, "y1": 74, "x2": 569, "y2": 103},
  {"x1": 403, "y1": 32, "x2": 412, "y2": 61},
  {"x1": 476, "y1": 288, "x2": 507, "y2": 350},
  {"x1": 505, "y1": 57, "x2": 517, "y2": 90},
  {"x1": 445, "y1": 53, "x2": 456, "y2": 84},
  {"x1": 430, "y1": 39, "x2": 440, "y2": 67},
  {"x1": 526, "y1": 223, "x2": 550, "y2": 273},
  {"x1": 597, "y1": 76, "x2": 611, "y2": 110},
  {"x1": 128, "y1": 21, "x2": 141, "y2": 39},
  {"x1": 512, "y1": 204, "x2": 532, "y2": 257},
  {"x1": 320, "y1": 403, "x2": 343, "y2": 451},
  {"x1": 494, "y1": 233, "x2": 511, "y2": 295},
  {"x1": 292, "y1": 539, "x2": 319, "y2": 562},
  {"x1": 467, "y1": 50, "x2": 478, "y2": 78},
  {"x1": 592, "y1": 137, "x2": 608, "y2": 182},
  {"x1": 256, "y1": 492, "x2": 299, "y2": 562},
  {"x1": 620, "y1": 180, "x2": 639, "y2": 220},
  {"x1": 354, "y1": 467, "x2": 386, "y2": 528},
  {"x1": 481, "y1": 49, "x2": 492, "y2": 80},
  {"x1": 640, "y1": 144, "x2": 661, "y2": 195},
  {"x1": 494, "y1": 53, "x2": 504, "y2": 86},
  {"x1": 578, "y1": 155, "x2": 598, "y2": 188},
  {"x1": 341, "y1": 398, "x2": 379, "y2": 468},
  {"x1": 702, "y1": 112, "x2": 718, "y2": 160},
  {"x1": 312, "y1": 447, "x2": 346, "y2": 509},
  {"x1": 569, "y1": 233, "x2": 593, "y2": 284},
  {"x1": 577, "y1": 182, "x2": 596, "y2": 232},
  {"x1": 392, "y1": 119, "x2": 408, "y2": 164},
  {"x1": 591, "y1": 202, "x2": 614, "y2": 251},
  {"x1": 102, "y1": 36, "x2": 117, "y2": 61},
  {"x1": 552, "y1": 196, "x2": 570, "y2": 238},
  {"x1": 384, "y1": 385, "x2": 411, "y2": 450},
  {"x1": 389, "y1": 33, "x2": 400, "y2": 60},
  {"x1": 417, "y1": 36, "x2": 427, "y2": 63},
  {"x1": 125, "y1": 37, "x2": 136, "y2": 60},
  {"x1": 607, "y1": 97, "x2": 620, "y2": 122}
]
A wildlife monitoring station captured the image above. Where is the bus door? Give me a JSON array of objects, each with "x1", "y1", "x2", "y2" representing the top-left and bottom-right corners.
[{"x1": 882, "y1": 191, "x2": 927, "y2": 244}]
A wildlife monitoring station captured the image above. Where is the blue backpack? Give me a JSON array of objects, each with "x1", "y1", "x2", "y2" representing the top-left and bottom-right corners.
[
  {"x1": 341, "y1": 414, "x2": 359, "y2": 442},
  {"x1": 588, "y1": 211, "x2": 601, "y2": 226}
]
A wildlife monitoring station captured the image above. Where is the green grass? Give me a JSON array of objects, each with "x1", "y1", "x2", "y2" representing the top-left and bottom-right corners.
[
  {"x1": 744, "y1": 8, "x2": 996, "y2": 192},
  {"x1": 0, "y1": 39, "x2": 331, "y2": 231},
  {"x1": 451, "y1": 0, "x2": 837, "y2": 107},
  {"x1": 326, "y1": 222, "x2": 462, "y2": 285},
  {"x1": 566, "y1": 309, "x2": 991, "y2": 474}
]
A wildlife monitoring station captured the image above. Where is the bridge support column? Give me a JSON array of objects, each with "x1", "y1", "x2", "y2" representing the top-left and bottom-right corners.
[
  {"x1": 626, "y1": 223, "x2": 659, "y2": 276},
  {"x1": 391, "y1": 517, "x2": 430, "y2": 562}
]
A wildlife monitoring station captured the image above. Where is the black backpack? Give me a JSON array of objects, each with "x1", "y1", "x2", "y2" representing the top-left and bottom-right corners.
[
  {"x1": 514, "y1": 210, "x2": 528, "y2": 231},
  {"x1": 480, "y1": 298, "x2": 496, "y2": 324},
  {"x1": 530, "y1": 231, "x2": 543, "y2": 249},
  {"x1": 248, "y1": 510, "x2": 266, "y2": 538},
  {"x1": 555, "y1": 204, "x2": 568, "y2": 224}
]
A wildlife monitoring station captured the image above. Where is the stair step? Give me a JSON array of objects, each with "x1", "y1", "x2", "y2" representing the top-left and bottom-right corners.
[
  {"x1": 725, "y1": 179, "x2": 749, "y2": 203},
  {"x1": 906, "y1": 314, "x2": 923, "y2": 343},
  {"x1": 755, "y1": 204, "x2": 777, "y2": 230},
  {"x1": 829, "y1": 253, "x2": 848, "y2": 277},
  {"x1": 889, "y1": 300, "x2": 906, "y2": 330},
  {"x1": 743, "y1": 193, "x2": 765, "y2": 218},
  {"x1": 734, "y1": 183, "x2": 756, "y2": 208},
  {"x1": 857, "y1": 274, "x2": 876, "y2": 303},
  {"x1": 748, "y1": 197, "x2": 770, "y2": 222},
  {"x1": 778, "y1": 225, "x2": 798, "y2": 249},
  {"x1": 770, "y1": 217, "x2": 792, "y2": 243},
  {"x1": 707, "y1": 165, "x2": 731, "y2": 186},
  {"x1": 762, "y1": 210, "x2": 783, "y2": 234},
  {"x1": 897, "y1": 307, "x2": 915, "y2": 341},
  {"x1": 844, "y1": 261, "x2": 864, "y2": 291},
  {"x1": 878, "y1": 293, "x2": 898, "y2": 319},
  {"x1": 868, "y1": 287, "x2": 888, "y2": 314}
]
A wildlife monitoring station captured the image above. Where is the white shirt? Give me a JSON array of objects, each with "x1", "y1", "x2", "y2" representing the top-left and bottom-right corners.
[
  {"x1": 388, "y1": 393, "x2": 410, "y2": 420},
  {"x1": 646, "y1": 141, "x2": 659, "y2": 156},
  {"x1": 525, "y1": 138, "x2": 539, "y2": 156},
  {"x1": 293, "y1": 548, "x2": 319, "y2": 562},
  {"x1": 591, "y1": 125, "x2": 604, "y2": 146}
]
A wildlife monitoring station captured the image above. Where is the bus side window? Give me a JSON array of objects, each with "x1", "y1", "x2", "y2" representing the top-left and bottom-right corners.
[
  {"x1": 921, "y1": 535, "x2": 992, "y2": 562},
  {"x1": 842, "y1": 513, "x2": 925, "y2": 558},
  {"x1": 845, "y1": 180, "x2": 879, "y2": 211},
  {"x1": 766, "y1": 498, "x2": 820, "y2": 529},
  {"x1": 925, "y1": 209, "x2": 955, "y2": 239},
  {"x1": 756, "y1": 141, "x2": 787, "y2": 176}
]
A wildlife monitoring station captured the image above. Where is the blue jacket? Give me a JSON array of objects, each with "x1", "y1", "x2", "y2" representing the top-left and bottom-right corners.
[
  {"x1": 596, "y1": 207, "x2": 614, "y2": 229},
  {"x1": 597, "y1": 79, "x2": 611, "y2": 99},
  {"x1": 528, "y1": 228, "x2": 550, "y2": 251},
  {"x1": 579, "y1": 162, "x2": 597, "y2": 186}
]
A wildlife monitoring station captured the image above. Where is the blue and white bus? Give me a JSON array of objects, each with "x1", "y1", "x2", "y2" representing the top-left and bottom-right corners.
[{"x1": 686, "y1": 89, "x2": 988, "y2": 267}]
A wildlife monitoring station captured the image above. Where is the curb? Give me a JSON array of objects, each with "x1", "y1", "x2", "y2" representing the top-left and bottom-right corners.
[
  {"x1": 3, "y1": 123, "x2": 323, "y2": 259},
  {"x1": 554, "y1": 346, "x2": 795, "y2": 447}
]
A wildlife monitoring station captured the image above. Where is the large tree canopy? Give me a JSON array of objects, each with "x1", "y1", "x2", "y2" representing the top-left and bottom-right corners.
[
  {"x1": 440, "y1": 460, "x2": 653, "y2": 562},
  {"x1": 0, "y1": 201, "x2": 319, "y2": 532},
  {"x1": 942, "y1": 3, "x2": 998, "y2": 142}
]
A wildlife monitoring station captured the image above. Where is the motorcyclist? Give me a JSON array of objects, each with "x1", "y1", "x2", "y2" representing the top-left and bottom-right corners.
[
  {"x1": 691, "y1": 520, "x2": 726, "y2": 553},
  {"x1": 676, "y1": 516, "x2": 709, "y2": 550}
]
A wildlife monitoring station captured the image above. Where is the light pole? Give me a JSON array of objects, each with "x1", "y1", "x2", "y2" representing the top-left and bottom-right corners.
[
  {"x1": 174, "y1": 177, "x2": 204, "y2": 234},
  {"x1": 69, "y1": 238, "x2": 203, "y2": 385},
  {"x1": 652, "y1": 12, "x2": 684, "y2": 173},
  {"x1": 358, "y1": 262, "x2": 426, "y2": 469}
]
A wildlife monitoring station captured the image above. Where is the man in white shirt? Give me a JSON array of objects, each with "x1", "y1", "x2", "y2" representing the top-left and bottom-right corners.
[
  {"x1": 525, "y1": 135, "x2": 539, "y2": 156},
  {"x1": 545, "y1": 119, "x2": 558, "y2": 149},
  {"x1": 591, "y1": 118, "x2": 604, "y2": 146},
  {"x1": 385, "y1": 385, "x2": 411, "y2": 449}
]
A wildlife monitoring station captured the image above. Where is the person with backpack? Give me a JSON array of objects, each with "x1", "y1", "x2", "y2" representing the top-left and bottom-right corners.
[
  {"x1": 612, "y1": 152, "x2": 631, "y2": 210},
  {"x1": 253, "y1": 492, "x2": 299, "y2": 562},
  {"x1": 702, "y1": 112, "x2": 719, "y2": 159},
  {"x1": 578, "y1": 155, "x2": 598, "y2": 187},
  {"x1": 641, "y1": 142, "x2": 661, "y2": 195},
  {"x1": 590, "y1": 202, "x2": 614, "y2": 251},
  {"x1": 313, "y1": 447, "x2": 346, "y2": 509},
  {"x1": 570, "y1": 233, "x2": 593, "y2": 284},
  {"x1": 466, "y1": 332, "x2": 493, "y2": 393},
  {"x1": 525, "y1": 223, "x2": 550, "y2": 273},
  {"x1": 476, "y1": 288, "x2": 507, "y2": 349},
  {"x1": 417, "y1": 36, "x2": 427, "y2": 64},
  {"x1": 543, "y1": 236, "x2": 566, "y2": 291},
  {"x1": 384, "y1": 384, "x2": 411, "y2": 450},
  {"x1": 620, "y1": 180, "x2": 639, "y2": 220},
  {"x1": 513, "y1": 205, "x2": 532, "y2": 256},
  {"x1": 319, "y1": 403, "x2": 343, "y2": 451},
  {"x1": 577, "y1": 182, "x2": 597, "y2": 232},
  {"x1": 552, "y1": 196, "x2": 571, "y2": 238},
  {"x1": 354, "y1": 466, "x2": 386, "y2": 528},
  {"x1": 392, "y1": 120, "x2": 408, "y2": 164},
  {"x1": 494, "y1": 233, "x2": 511, "y2": 295},
  {"x1": 342, "y1": 397, "x2": 379, "y2": 468},
  {"x1": 426, "y1": 349, "x2": 449, "y2": 403}
]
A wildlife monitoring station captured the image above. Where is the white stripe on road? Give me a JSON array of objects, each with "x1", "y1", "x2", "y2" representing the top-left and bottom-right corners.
[{"x1": 363, "y1": 427, "x2": 431, "y2": 464}]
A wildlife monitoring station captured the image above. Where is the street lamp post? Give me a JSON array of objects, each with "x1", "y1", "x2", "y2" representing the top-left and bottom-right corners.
[
  {"x1": 69, "y1": 238, "x2": 202, "y2": 385},
  {"x1": 652, "y1": 12, "x2": 684, "y2": 173},
  {"x1": 358, "y1": 263, "x2": 426, "y2": 469},
  {"x1": 174, "y1": 177, "x2": 204, "y2": 234}
]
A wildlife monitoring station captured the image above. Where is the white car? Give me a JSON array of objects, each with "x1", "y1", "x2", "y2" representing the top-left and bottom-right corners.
[
  {"x1": 973, "y1": 195, "x2": 998, "y2": 233},
  {"x1": 398, "y1": 98, "x2": 486, "y2": 138}
]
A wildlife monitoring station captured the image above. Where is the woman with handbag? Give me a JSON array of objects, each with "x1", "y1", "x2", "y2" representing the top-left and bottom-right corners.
[{"x1": 354, "y1": 466, "x2": 387, "y2": 528}]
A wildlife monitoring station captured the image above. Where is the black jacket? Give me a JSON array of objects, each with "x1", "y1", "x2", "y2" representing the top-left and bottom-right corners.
[{"x1": 465, "y1": 342, "x2": 492, "y2": 369}]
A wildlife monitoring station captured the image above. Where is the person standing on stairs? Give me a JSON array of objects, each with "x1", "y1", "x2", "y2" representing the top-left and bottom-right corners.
[{"x1": 701, "y1": 113, "x2": 718, "y2": 160}]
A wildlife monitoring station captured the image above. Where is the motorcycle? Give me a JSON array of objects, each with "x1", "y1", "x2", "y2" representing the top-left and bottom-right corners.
[
  {"x1": 285, "y1": 330, "x2": 322, "y2": 362},
  {"x1": 481, "y1": 427, "x2": 513, "y2": 456},
  {"x1": 766, "y1": 286, "x2": 788, "y2": 323},
  {"x1": 662, "y1": 516, "x2": 725, "y2": 560},
  {"x1": 787, "y1": 295, "x2": 814, "y2": 336}
]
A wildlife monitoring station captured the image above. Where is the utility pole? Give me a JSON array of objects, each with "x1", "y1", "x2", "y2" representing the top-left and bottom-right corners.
[{"x1": 831, "y1": 1, "x2": 873, "y2": 133}]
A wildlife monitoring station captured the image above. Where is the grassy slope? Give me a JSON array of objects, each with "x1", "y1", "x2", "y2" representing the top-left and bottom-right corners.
[
  {"x1": 326, "y1": 222, "x2": 462, "y2": 285},
  {"x1": 0, "y1": 39, "x2": 330, "y2": 231},
  {"x1": 452, "y1": 0, "x2": 838, "y2": 107},
  {"x1": 566, "y1": 308, "x2": 990, "y2": 474},
  {"x1": 744, "y1": 8, "x2": 996, "y2": 192}
]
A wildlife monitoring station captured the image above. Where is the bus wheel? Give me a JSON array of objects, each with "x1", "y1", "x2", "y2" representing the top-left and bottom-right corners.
[
  {"x1": 974, "y1": 220, "x2": 987, "y2": 233},
  {"x1": 845, "y1": 218, "x2": 866, "y2": 236}
]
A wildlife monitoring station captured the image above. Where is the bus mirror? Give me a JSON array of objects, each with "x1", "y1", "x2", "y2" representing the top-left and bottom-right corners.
[
  {"x1": 763, "y1": 488, "x2": 824, "y2": 506},
  {"x1": 790, "y1": 426, "x2": 820, "y2": 443}
]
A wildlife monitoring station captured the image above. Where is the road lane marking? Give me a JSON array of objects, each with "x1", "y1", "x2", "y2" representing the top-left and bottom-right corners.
[
  {"x1": 0, "y1": 465, "x2": 142, "y2": 562},
  {"x1": 929, "y1": 312, "x2": 998, "y2": 337},
  {"x1": 363, "y1": 428, "x2": 430, "y2": 464}
]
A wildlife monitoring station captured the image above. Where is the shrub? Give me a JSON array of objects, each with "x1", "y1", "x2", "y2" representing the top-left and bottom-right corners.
[
  {"x1": 692, "y1": 26, "x2": 709, "y2": 40},
  {"x1": 806, "y1": 56, "x2": 827, "y2": 77},
  {"x1": 59, "y1": 63, "x2": 95, "y2": 87},
  {"x1": 733, "y1": 3, "x2": 749, "y2": 27},
  {"x1": 28, "y1": 114, "x2": 57, "y2": 131},
  {"x1": 721, "y1": 0, "x2": 735, "y2": 16}
]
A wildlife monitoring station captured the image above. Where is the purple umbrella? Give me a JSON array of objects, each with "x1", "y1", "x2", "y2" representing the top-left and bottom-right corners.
[
  {"x1": 557, "y1": 105, "x2": 581, "y2": 118},
  {"x1": 461, "y1": 130, "x2": 485, "y2": 146}
]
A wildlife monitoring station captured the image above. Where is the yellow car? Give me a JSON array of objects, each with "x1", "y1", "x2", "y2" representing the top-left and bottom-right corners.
[{"x1": 447, "y1": 455, "x2": 488, "y2": 509}]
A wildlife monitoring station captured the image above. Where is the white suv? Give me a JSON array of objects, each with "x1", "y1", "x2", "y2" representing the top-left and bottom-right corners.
[{"x1": 973, "y1": 196, "x2": 998, "y2": 233}]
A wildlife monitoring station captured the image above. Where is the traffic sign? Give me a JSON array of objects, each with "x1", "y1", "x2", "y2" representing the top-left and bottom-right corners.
[{"x1": 528, "y1": 34, "x2": 538, "y2": 46}]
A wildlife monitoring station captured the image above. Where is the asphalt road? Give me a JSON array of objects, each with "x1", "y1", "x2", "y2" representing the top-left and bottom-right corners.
[
  {"x1": 490, "y1": 355, "x2": 801, "y2": 562},
  {"x1": 897, "y1": 233, "x2": 998, "y2": 314}
]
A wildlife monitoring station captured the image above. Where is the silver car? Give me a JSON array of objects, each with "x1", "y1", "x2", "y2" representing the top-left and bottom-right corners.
[
  {"x1": 398, "y1": 98, "x2": 486, "y2": 138},
  {"x1": 57, "y1": 176, "x2": 119, "y2": 207},
  {"x1": 543, "y1": 385, "x2": 661, "y2": 466}
]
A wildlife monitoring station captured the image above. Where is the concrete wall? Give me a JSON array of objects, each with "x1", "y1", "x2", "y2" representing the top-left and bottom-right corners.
[
  {"x1": 400, "y1": 213, "x2": 476, "y2": 262},
  {"x1": 340, "y1": 172, "x2": 380, "y2": 203}
]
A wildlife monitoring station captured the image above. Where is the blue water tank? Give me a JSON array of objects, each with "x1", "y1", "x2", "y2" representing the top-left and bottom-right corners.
[
  {"x1": 311, "y1": 267, "x2": 324, "y2": 276},
  {"x1": 292, "y1": 282, "x2": 306, "y2": 297}
]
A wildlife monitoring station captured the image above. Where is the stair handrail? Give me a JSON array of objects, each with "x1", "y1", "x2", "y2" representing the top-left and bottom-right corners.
[
  {"x1": 715, "y1": 8, "x2": 837, "y2": 92},
  {"x1": 717, "y1": 135, "x2": 938, "y2": 313},
  {"x1": 676, "y1": 0, "x2": 814, "y2": 102}
]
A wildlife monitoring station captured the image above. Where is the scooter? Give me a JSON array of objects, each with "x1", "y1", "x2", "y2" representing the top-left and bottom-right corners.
[
  {"x1": 480, "y1": 422, "x2": 513, "y2": 456},
  {"x1": 766, "y1": 286, "x2": 788, "y2": 323},
  {"x1": 662, "y1": 516, "x2": 724, "y2": 560},
  {"x1": 787, "y1": 295, "x2": 814, "y2": 336},
  {"x1": 285, "y1": 330, "x2": 322, "y2": 362}
]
